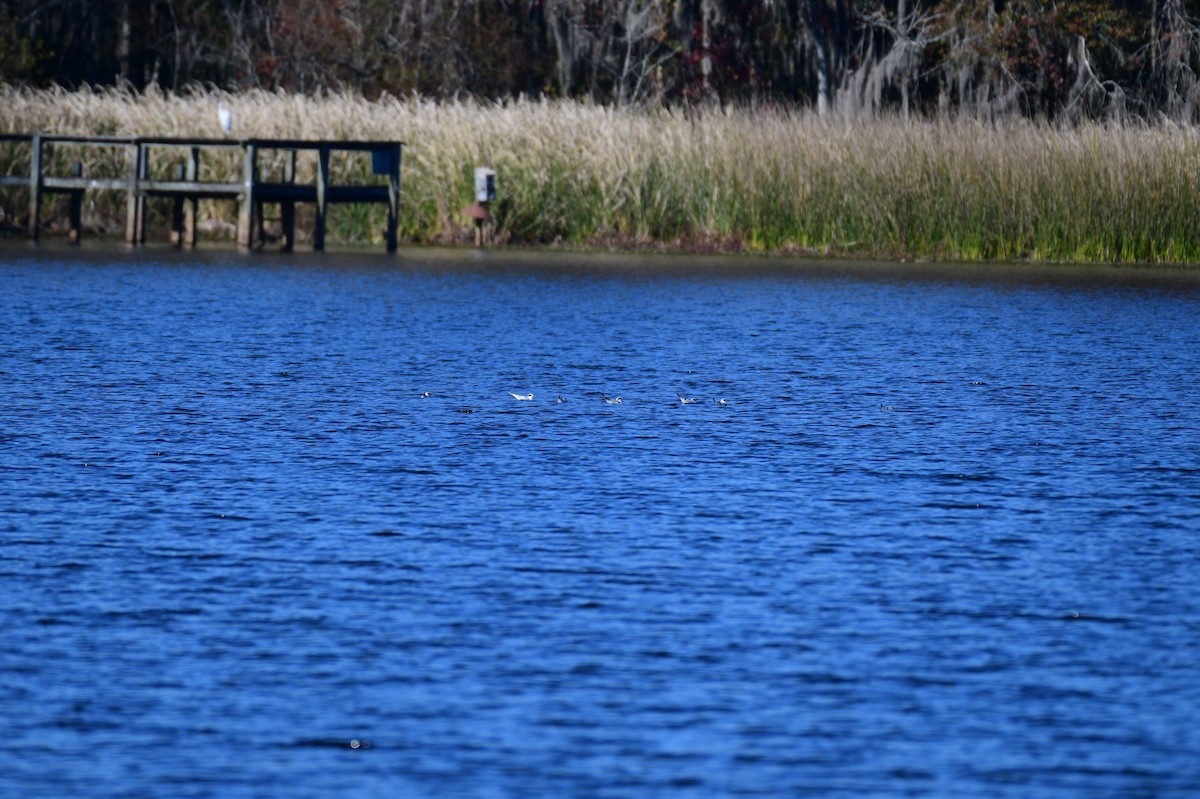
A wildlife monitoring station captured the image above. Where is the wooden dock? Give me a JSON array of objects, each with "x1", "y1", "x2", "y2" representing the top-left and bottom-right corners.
[{"x1": 0, "y1": 134, "x2": 402, "y2": 251}]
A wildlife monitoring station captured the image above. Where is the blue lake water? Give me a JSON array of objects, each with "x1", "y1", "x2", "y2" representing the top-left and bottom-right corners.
[{"x1": 1, "y1": 244, "x2": 1199, "y2": 798}]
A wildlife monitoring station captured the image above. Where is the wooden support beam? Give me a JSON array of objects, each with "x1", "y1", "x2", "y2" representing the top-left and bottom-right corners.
[
  {"x1": 138, "y1": 181, "x2": 242, "y2": 197},
  {"x1": 28, "y1": 134, "x2": 42, "y2": 241},
  {"x1": 185, "y1": 147, "x2": 199, "y2": 247},
  {"x1": 237, "y1": 142, "x2": 257, "y2": 249},
  {"x1": 281, "y1": 149, "x2": 297, "y2": 252},
  {"x1": 136, "y1": 144, "x2": 149, "y2": 244},
  {"x1": 125, "y1": 149, "x2": 136, "y2": 243},
  {"x1": 125, "y1": 142, "x2": 141, "y2": 244},
  {"x1": 386, "y1": 143, "x2": 401, "y2": 253},
  {"x1": 171, "y1": 161, "x2": 184, "y2": 245},
  {"x1": 314, "y1": 145, "x2": 329, "y2": 251},
  {"x1": 43, "y1": 177, "x2": 129, "y2": 191},
  {"x1": 68, "y1": 161, "x2": 83, "y2": 243}
]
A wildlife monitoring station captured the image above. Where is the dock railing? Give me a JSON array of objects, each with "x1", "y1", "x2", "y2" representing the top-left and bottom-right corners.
[{"x1": 0, "y1": 134, "x2": 403, "y2": 251}]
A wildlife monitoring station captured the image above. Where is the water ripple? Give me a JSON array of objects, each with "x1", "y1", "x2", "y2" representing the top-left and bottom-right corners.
[{"x1": 1, "y1": 248, "x2": 1199, "y2": 798}]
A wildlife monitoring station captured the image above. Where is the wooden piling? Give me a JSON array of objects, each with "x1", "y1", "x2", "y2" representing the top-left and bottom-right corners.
[
  {"x1": 281, "y1": 149, "x2": 297, "y2": 252},
  {"x1": 124, "y1": 148, "x2": 135, "y2": 244},
  {"x1": 386, "y1": 142, "x2": 400, "y2": 252},
  {"x1": 237, "y1": 141, "x2": 257, "y2": 249},
  {"x1": 136, "y1": 143, "x2": 148, "y2": 244},
  {"x1": 314, "y1": 144, "x2": 329, "y2": 251},
  {"x1": 27, "y1": 134, "x2": 42, "y2": 241},
  {"x1": 170, "y1": 163, "x2": 185, "y2": 246},
  {"x1": 68, "y1": 161, "x2": 83, "y2": 243},
  {"x1": 184, "y1": 146, "x2": 199, "y2": 247},
  {"x1": 125, "y1": 142, "x2": 141, "y2": 244}
]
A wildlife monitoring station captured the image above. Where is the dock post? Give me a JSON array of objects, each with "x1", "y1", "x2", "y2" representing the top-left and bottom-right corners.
[
  {"x1": 170, "y1": 163, "x2": 185, "y2": 246},
  {"x1": 125, "y1": 142, "x2": 136, "y2": 243},
  {"x1": 125, "y1": 141, "x2": 146, "y2": 244},
  {"x1": 184, "y1": 147, "x2": 199, "y2": 247},
  {"x1": 386, "y1": 143, "x2": 400, "y2": 253},
  {"x1": 237, "y1": 141, "x2": 257, "y2": 249},
  {"x1": 27, "y1": 134, "x2": 42, "y2": 241},
  {"x1": 136, "y1": 143, "x2": 148, "y2": 243},
  {"x1": 68, "y1": 161, "x2": 84, "y2": 243},
  {"x1": 314, "y1": 145, "x2": 329, "y2": 251},
  {"x1": 281, "y1": 149, "x2": 296, "y2": 252}
]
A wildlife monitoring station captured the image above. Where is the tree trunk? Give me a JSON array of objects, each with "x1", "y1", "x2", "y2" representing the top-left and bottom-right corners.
[{"x1": 118, "y1": 0, "x2": 132, "y2": 84}]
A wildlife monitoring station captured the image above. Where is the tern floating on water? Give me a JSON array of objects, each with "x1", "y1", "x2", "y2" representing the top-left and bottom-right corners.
[
  {"x1": 602, "y1": 395, "x2": 623, "y2": 405},
  {"x1": 509, "y1": 392, "x2": 534, "y2": 401},
  {"x1": 678, "y1": 394, "x2": 697, "y2": 405}
]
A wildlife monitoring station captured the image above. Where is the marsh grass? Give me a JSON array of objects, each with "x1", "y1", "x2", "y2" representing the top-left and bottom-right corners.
[{"x1": 2, "y1": 85, "x2": 1199, "y2": 262}]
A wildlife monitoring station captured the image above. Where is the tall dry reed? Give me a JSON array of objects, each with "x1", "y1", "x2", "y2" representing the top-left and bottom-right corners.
[{"x1": 2, "y1": 85, "x2": 1198, "y2": 262}]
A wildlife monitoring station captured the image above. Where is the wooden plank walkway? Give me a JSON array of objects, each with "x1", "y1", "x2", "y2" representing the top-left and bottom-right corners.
[{"x1": 0, "y1": 134, "x2": 403, "y2": 251}]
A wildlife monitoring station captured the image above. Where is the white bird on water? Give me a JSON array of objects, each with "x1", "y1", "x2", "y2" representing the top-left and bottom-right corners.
[
  {"x1": 217, "y1": 101, "x2": 232, "y2": 136},
  {"x1": 602, "y1": 395, "x2": 623, "y2": 405},
  {"x1": 509, "y1": 392, "x2": 534, "y2": 401},
  {"x1": 678, "y1": 394, "x2": 697, "y2": 405}
]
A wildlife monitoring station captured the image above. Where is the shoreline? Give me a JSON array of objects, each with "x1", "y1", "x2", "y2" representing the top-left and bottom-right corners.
[
  {"x1": 6, "y1": 211, "x2": 1199, "y2": 270},
  {"x1": 6, "y1": 231, "x2": 1200, "y2": 281},
  {"x1": 4, "y1": 88, "x2": 1200, "y2": 265}
]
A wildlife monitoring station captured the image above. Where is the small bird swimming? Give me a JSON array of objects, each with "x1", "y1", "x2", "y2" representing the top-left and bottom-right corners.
[
  {"x1": 601, "y1": 395, "x2": 623, "y2": 404},
  {"x1": 557, "y1": 395, "x2": 567, "y2": 403},
  {"x1": 678, "y1": 394, "x2": 697, "y2": 405},
  {"x1": 714, "y1": 398, "x2": 728, "y2": 406},
  {"x1": 509, "y1": 392, "x2": 534, "y2": 401},
  {"x1": 419, "y1": 391, "x2": 431, "y2": 398}
]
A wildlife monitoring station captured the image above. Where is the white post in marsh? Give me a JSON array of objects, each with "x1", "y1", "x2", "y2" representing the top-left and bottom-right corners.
[{"x1": 472, "y1": 167, "x2": 496, "y2": 247}]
